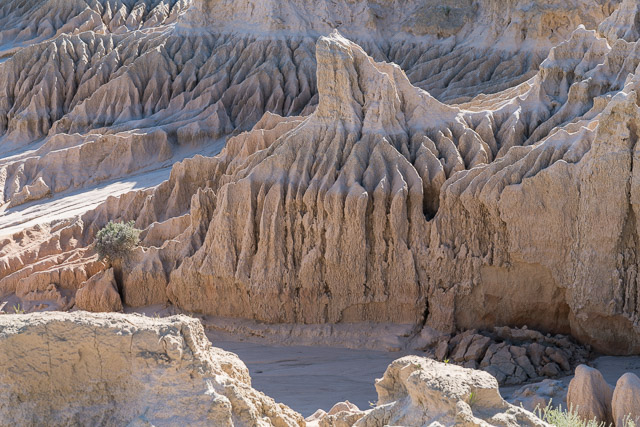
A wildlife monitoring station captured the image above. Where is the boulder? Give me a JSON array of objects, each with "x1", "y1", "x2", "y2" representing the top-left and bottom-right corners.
[
  {"x1": 312, "y1": 401, "x2": 365, "y2": 427},
  {"x1": 509, "y1": 379, "x2": 568, "y2": 413},
  {"x1": 612, "y1": 373, "x2": 640, "y2": 427},
  {"x1": 358, "y1": 356, "x2": 548, "y2": 426},
  {"x1": 464, "y1": 335, "x2": 492, "y2": 362},
  {"x1": 75, "y1": 268, "x2": 123, "y2": 313},
  {"x1": 540, "y1": 362, "x2": 561, "y2": 378},
  {"x1": 567, "y1": 365, "x2": 613, "y2": 425}
]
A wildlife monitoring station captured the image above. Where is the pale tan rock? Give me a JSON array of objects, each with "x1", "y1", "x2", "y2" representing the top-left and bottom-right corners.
[
  {"x1": 0, "y1": 312, "x2": 304, "y2": 426},
  {"x1": 0, "y1": 0, "x2": 615, "y2": 214},
  {"x1": 567, "y1": 365, "x2": 614, "y2": 425},
  {"x1": 358, "y1": 356, "x2": 548, "y2": 426},
  {"x1": 311, "y1": 401, "x2": 366, "y2": 427},
  {"x1": 611, "y1": 373, "x2": 640, "y2": 427},
  {"x1": 599, "y1": 0, "x2": 640, "y2": 42},
  {"x1": 327, "y1": 401, "x2": 360, "y2": 416},
  {"x1": 510, "y1": 379, "x2": 568, "y2": 413},
  {"x1": 4, "y1": 0, "x2": 640, "y2": 358},
  {"x1": 75, "y1": 268, "x2": 122, "y2": 312}
]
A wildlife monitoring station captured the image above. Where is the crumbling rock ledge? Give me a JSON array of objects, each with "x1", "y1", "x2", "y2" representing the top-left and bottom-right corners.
[
  {"x1": 0, "y1": 312, "x2": 304, "y2": 427},
  {"x1": 309, "y1": 356, "x2": 549, "y2": 427}
]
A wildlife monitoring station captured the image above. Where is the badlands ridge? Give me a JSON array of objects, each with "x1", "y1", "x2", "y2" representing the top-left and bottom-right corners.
[{"x1": 3, "y1": 0, "x2": 640, "y2": 424}]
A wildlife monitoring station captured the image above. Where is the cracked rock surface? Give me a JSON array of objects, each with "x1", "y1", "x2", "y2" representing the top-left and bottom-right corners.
[{"x1": 0, "y1": 312, "x2": 304, "y2": 426}]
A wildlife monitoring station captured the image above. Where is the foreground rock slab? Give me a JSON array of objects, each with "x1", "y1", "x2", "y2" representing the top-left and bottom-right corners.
[
  {"x1": 567, "y1": 365, "x2": 614, "y2": 425},
  {"x1": 358, "y1": 356, "x2": 548, "y2": 427},
  {"x1": 0, "y1": 312, "x2": 304, "y2": 427}
]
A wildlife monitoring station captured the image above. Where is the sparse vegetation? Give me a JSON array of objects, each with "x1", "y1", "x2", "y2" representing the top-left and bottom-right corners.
[
  {"x1": 537, "y1": 405, "x2": 603, "y2": 427},
  {"x1": 12, "y1": 304, "x2": 24, "y2": 314},
  {"x1": 467, "y1": 391, "x2": 477, "y2": 408},
  {"x1": 95, "y1": 221, "x2": 141, "y2": 262},
  {"x1": 536, "y1": 402, "x2": 637, "y2": 427}
]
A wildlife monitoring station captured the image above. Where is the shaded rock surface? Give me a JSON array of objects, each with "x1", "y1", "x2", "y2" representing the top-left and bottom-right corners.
[
  {"x1": 74, "y1": 267, "x2": 122, "y2": 312},
  {"x1": 424, "y1": 326, "x2": 591, "y2": 386},
  {"x1": 567, "y1": 365, "x2": 614, "y2": 425},
  {"x1": 612, "y1": 373, "x2": 640, "y2": 426},
  {"x1": 0, "y1": 312, "x2": 304, "y2": 426}
]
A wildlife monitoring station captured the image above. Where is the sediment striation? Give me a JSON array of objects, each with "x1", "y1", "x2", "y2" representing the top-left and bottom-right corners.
[{"x1": 4, "y1": 0, "x2": 640, "y2": 357}]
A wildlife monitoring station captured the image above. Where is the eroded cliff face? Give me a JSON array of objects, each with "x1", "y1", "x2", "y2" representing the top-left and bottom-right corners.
[
  {"x1": 0, "y1": 0, "x2": 614, "y2": 212},
  {"x1": 148, "y1": 30, "x2": 640, "y2": 353},
  {"x1": 0, "y1": 312, "x2": 304, "y2": 426},
  {"x1": 0, "y1": 312, "x2": 552, "y2": 426},
  {"x1": 3, "y1": 0, "x2": 640, "y2": 355}
]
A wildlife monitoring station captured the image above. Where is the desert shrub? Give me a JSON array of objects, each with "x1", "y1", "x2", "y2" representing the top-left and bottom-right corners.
[
  {"x1": 95, "y1": 221, "x2": 141, "y2": 262},
  {"x1": 536, "y1": 403, "x2": 604, "y2": 427},
  {"x1": 536, "y1": 402, "x2": 637, "y2": 427}
]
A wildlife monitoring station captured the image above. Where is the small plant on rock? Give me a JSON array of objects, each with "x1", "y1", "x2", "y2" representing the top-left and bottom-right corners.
[
  {"x1": 536, "y1": 402, "x2": 605, "y2": 427},
  {"x1": 467, "y1": 391, "x2": 477, "y2": 408},
  {"x1": 95, "y1": 220, "x2": 141, "y2": 262}
]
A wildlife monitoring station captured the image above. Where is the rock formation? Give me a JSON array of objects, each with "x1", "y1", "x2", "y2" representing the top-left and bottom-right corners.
[
  {"x1": 0, "y1": 0, "x2": 615, "y2": 213},
  {"x1": 356, "y1": 356, "x2": 547, "y2": 426},
  {"x1": 509, "y1": 379, "x2": 568, "y2": 413},
  {"x1": 424, "y1": 326, "x2": 591, "y2": 386},
  {"x1": 4, "y1": 0, "x2": 640, "y2": 357},
  {"x1": 612, "y1": 373, "x2": 640, "y2": 426},
  {"x1": 75, "y1": 267, "x2": 123, "y2": 312},
  {"x1": 0, "y1": 312, "x2": 304, "y2": 426},
  {"x1": 566, "y1": 364, "x2": 640, "y2": 426},
  {"x1": 567, "y1": 365, "x2": 614, "y2": 424}
]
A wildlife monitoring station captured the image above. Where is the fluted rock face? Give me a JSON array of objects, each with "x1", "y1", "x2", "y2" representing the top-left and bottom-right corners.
[
  {"x1": 120, "y1": 28, "x2": 640, "y2": 352},
  {"x1": 599, "y1": 0, "x2": 640, "y2": 42},
  {"x1": 0, "y1": 0, "x2": 189, "y2": 59},
  {"x1": 0, "y1": 0, "x2": 614, "y2": 212},
  {"x1": 6, "y1": 0, "x2": 640, "y2": 356},
  {"x1": 0, "y1": 312, "x2": 304, "y2": 426}
]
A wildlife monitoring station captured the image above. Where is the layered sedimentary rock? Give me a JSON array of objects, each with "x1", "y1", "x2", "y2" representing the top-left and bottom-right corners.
[
  {"x1": 6, "y1": 0, "x2": 640, "y2": 357},
  {"x1": 77, "y1": 27, "x2": 640, "y2": 354},
  {"x1": 0, "y1": 0, "x2": 614, "y2": 212},
  {"x1": 0, "y1": 312, "x2": 304, "y2": 426},
  {"x1": 0, "y1": 0, "x2": 189, "y2": 60}
]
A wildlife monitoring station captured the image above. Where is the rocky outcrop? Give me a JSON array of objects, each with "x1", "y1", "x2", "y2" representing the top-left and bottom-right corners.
[
  {"x1": 612, "y1": 373, "x2": 640, "y2": 426},
  {"x1": 598, "y1": 0, "x2": 640, "y2": 42},
  {"x1": 357, "y1": 356, "x2": 548, "y2": 426},
  {"x1": 5, "y1": 0, "x2": 640, "y2": 356},
  {"x1": 509, "y1": 379, "x2": 568, "y2": 413},
  {"x1": 0, "y1": 0, "x2": 189, "y2": 60},
  {"x1": 307, "y1": 401, "x2": 365, "y2": 427},
  {"x1": 75, "y1": 267, "x2": 122, "y2": 312},
  {"x1": 425, "y1": 326, "x2": 590, "y2": 385},
  {"x1": 0, "y1": 0, "x2": 615, "y2": 212},
  {"x1": 0, "y1": 312, "x2": 304, "y2": 426},
  {"x1": 76, "y1": 26, "x2": 640, "y2": 354},
  {"x1": 567, "y1": 365, "x2": 614, "y2": 425}
]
